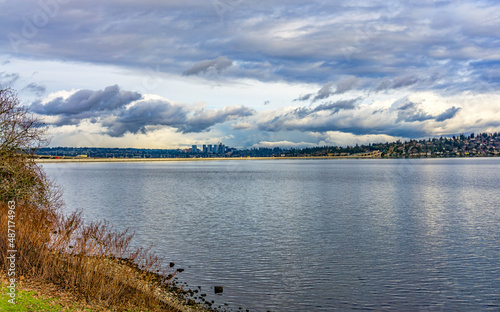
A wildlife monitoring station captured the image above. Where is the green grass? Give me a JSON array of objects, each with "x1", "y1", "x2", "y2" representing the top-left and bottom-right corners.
[
  {"x1": 0, "y1": 285, "x2": 80, "y2": 312},
  {"x1": 1, "y1": 281, "x2": 154, "y2": 312}
]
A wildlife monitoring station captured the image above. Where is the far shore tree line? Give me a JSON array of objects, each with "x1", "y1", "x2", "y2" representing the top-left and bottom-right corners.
[{"x1": 37, "y1": 132, "x2": 500, "y2": 159}]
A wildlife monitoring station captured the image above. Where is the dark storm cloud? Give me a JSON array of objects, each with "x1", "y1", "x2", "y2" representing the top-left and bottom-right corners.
[
  {"x1": 183, "y1": 56, "x2": 233, "y2": 76},
  {"x1": 31, "y1": 85, "x2": 142, "y2": 125}
]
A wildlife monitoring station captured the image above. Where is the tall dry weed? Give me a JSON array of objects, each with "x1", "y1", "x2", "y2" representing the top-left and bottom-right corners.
[{"x1": 0, "y1": 202, "x2": 183, "y2": 311}]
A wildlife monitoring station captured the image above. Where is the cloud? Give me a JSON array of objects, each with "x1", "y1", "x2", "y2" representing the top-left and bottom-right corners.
[
  {"x1": 435, "y1": 106, "x2": 461, "y2": 122},
  {"x1": 256, "y1": 106, "x2": 434, "y2": 138},
  {"x1": 183, "y1": 56, "x2": 233, "y2": 76},
  {"x1": 23, "y1": 83, "x2": 46, "y2": 97},
  {"x1": 0, "y1": 72, "x2": 19, "y2": 86},
  {"x1": 373, "y1": 72, "x2": 449, "y2": 92},
  {"x1": 31, "y1": 85, "x2": 142, "y2": 125},
  {"x1": 254, "y1": 92, "x2": 477, "y2": 140},
  {"x1": 294, "y1": 98, "x2": 359, "y2": 117},
  {"x1": 391, "y1": 97, "x2": 462, "y2": 123},
  {"x1": 104, "y1": 101, "x2": 254, "y2": 136},
  {"x1": 312, "y1": 99, "x2": 357, "y2": 113},
  {"x1": 32, "y1": 86, "x2": 255, "y2": 137},
  {"x1": 312, "y1": 81, "x2": 336, "y2": 102},
  {"x1": 294, "y1": 93, "x2": 313, "y2": 101},
  {"x1": 252, "y1": 140, "x2": 318, "y2": 148},
  {"x1": 392, "y1": 75, "x2": 421, "y2": 89},
  {"x1": 32, "y1": 85, "x2": 141, "y2": 115},
  {"x1": 232, "y1": 121, "x2": 253, "y2": 130},
  {"x1": 179, "y1": 105, "x2": 254, "y2": 133},
  {"x1": 0, "y1": 0, "x2": 498, "y2": 93},
  {"x1": 393, "y1": 98, "x2": 434, "y2": 123},
  {"x1": 398, "y1": 109, "x2": 434, "y2": 123},
  {"x1": 258, "y1": 98, "x2": 361, "y2": 132},
  {"x1": 335, "y1": 76, "x2": 358, "y2": 94},
  {"x1": 295, "y1": 77, "x2": 359, "y2": 102},
  {"x1": 103, "y1": 100, "x2": 188, "y2": 137}
]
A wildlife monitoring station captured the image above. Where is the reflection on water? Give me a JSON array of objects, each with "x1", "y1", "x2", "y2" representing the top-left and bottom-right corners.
[{"x1": 43, "y1": 158, "x2": 500, "y2": 311}]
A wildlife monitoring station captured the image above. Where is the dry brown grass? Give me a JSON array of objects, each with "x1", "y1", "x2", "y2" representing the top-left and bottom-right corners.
[{"x1": 0, "y1": 201, "x2": 191, "y2": 311}]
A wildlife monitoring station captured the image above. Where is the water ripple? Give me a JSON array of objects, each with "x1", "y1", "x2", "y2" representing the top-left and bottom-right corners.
[{"x1": 42, "y1": 159, "x2": 500, "y2": 311}]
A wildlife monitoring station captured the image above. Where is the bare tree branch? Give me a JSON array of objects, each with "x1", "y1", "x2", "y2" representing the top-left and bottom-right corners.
[{"x1": 0, "y1": 87, "x2": 61, "y2": 209}]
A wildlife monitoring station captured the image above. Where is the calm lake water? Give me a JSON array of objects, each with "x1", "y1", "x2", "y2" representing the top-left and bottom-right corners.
[{"x1": 42, "y1": 158, "x2": 500, "y2": 311}]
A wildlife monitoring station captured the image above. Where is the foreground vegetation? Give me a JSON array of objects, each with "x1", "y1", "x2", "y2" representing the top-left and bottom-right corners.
[{"x1": 0, "y1": 88, "x2": 214, "y2": 311}]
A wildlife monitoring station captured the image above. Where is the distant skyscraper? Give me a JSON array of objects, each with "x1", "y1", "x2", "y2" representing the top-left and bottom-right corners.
[
  {"x1": 208, "y1": 144, "x2": 213, "y2": 153},
  {"x1": 192, "y1": 145, "x2": 198, "y2": 153},
  {"x1": 202, "y1": 145, "x2": 207, "y2": 153}
]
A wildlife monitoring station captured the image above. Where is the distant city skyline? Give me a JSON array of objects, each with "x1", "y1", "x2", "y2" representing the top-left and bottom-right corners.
[
  {"x1": 35, "y1": 132, "x2": 500, "y2": 160},
  {"x1": 1, "y1": 1, "x2": 499, "y2": 149}
]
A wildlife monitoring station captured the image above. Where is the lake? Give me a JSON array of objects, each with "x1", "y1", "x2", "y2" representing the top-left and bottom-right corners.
[{"x1": 42, "y1": 158, "x2": 500, "y2": 311}]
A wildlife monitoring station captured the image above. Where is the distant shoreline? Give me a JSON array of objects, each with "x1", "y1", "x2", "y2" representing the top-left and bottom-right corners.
[
  {"x1": 35, "y1": 156, "x2": 359, "y2": 163},
  {"x1": 35, "y1": 155, "x2": 499, "y2": 163}
]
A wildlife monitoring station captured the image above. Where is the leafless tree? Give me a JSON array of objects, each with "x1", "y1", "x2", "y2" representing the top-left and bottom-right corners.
[
  {"x1": 0, "y1": 87, "x2": 48, "y2": 151},
  {"x1": 0, "y1": 87, "x2": 61, "y2": 208}
]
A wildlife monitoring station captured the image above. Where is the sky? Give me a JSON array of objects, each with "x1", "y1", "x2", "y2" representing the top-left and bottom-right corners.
[{"x1": 1, "y1": 0, "x2": 499, "y2": 149}]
